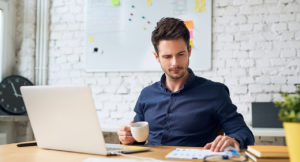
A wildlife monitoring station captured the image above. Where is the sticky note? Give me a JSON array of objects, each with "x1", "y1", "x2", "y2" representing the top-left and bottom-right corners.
[
  {"x1": 200, "y1": 0, "x2": 205, "y2": 12},
  {"x1": 147, "y1": 0, "x2": 152, "y2": 6},
  {"x1": 190, "y1": 40, "x2": 193, "y2": 48},
  {"x1": 142, "y1": 26, "x2": 146, "y2": 30},
  {"x1": 184, "y1": 20, "x2": 194, "y2": 29},
  {"x1": 195, "y1": 0, "x2": 200, "y2": 12},
  {"x1": 111, "y1": 0, "x2": 120, "y2": 6},
  {"x1": 189, "y1": 30, "x2": 193, "y2": 39},
  {"x1": 122, "y1": 146, "x2": 148, "y2": 150},
  {"x1": 89, "y1": 36, "x2": 94, "y2": 42}
]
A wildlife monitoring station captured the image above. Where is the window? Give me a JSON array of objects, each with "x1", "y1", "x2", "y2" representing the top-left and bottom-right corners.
[
  {"x1": 0, "y1": 10, "x2": 3, "y2": 61},
  {"x1": 0, "y1": 0, "x2": 15, "y2": 81},
  {"x1": 0, "y1": 10, "x2": 2, "y2": 50},
  {"x1": 0, "y1": 0, "x2": 7, "y2": 81}
]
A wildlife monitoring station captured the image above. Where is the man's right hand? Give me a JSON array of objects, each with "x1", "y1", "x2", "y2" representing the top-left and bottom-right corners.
[{"x1": 118, "y1": 121, "x2": 135, "y2": 145}]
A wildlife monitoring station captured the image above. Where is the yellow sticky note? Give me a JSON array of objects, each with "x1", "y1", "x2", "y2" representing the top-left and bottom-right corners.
[
  {"x1": 122, "y1": 146, "x2": 147, "y2": 150},
  {"x1": 195, "y1": 0, "x2": 200, "y2": 12},
  {"x1": 111, "y1": 0, "x2": 120, "y2": 6},
  {"x1": 142, "y1": 26, "x2": 146, "y2": 30},
  {"x1": 200, "y1": 0, "x2": 205, "y2": 12},
  {"x1": 184, "y1": 20, "x2": 194, "y2": 29},
  {"x1": 190, "y1": 40, "x2": 193, "y2": 48},
  {"x1": 147, "y1": 0, "x2": 152, "y2": 6},
  {"x1": 89, "y1": 36, "x2": 94, "y2": 42}
]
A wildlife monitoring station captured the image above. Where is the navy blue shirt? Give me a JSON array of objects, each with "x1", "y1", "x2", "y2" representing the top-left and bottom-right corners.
[{"x1": 133, "y1": 68, "x2": 254, "y2": 148}]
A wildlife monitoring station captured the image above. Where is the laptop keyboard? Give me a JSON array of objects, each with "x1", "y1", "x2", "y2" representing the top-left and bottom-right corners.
[
  {"x1": 106, "y1": 147, "x2": 121, "y2": 151},
  {"x1": 106, "y1": 144, "x2": 122, "y2": 151}
]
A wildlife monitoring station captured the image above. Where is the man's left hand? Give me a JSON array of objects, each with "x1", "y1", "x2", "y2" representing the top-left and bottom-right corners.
[{"x1": 203, "y1": 135, "x2": 240, "y2": 152}]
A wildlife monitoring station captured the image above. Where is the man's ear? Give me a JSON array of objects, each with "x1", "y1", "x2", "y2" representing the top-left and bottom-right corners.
[
  {"x1": 188, "y1": 46, "x2": 192, "y2": 57},
  {"x1": 152, "y1": 51, "x2": 160, "y2": 63}
]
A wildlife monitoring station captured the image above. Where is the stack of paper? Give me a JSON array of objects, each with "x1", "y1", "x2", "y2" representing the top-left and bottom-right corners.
[{"x1": 246, "y1": 145, "x2": 289, "y2": 162}]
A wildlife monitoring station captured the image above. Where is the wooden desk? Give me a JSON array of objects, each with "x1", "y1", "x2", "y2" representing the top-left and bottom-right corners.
[
  {"x1": 0, "y1": 142, "x2": 253, "y2": 162},
  {"x1": 0, "y1": 143, "x2": 197, "y2": 162}
]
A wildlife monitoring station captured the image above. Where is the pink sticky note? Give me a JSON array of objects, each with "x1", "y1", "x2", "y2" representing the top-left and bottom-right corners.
[{"x1": 189, "y1": 30, "x2": 193, "y2": 39}]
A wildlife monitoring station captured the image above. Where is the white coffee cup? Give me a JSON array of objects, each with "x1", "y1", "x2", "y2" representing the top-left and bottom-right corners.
[{"x1": 130, "y1": 121, "x2": 149, "y2": 142}]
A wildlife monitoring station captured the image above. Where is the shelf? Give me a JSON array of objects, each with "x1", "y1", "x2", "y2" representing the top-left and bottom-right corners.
[{"x1": 250, "y1": 127, "x2": 285, "y2": 137}]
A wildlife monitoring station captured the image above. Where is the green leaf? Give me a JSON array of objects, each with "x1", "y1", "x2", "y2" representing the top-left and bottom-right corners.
[{"x1": 274, "y1": 85, "x2": 300, "y2": 122}]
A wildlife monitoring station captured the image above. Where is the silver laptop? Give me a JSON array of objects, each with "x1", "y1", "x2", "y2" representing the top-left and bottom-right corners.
[{"x1": 20, "y1": 86, "x2": 150, "y2": 155}]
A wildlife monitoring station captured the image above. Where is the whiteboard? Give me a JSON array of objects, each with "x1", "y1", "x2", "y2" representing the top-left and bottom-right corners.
[{"x1": 85, "y1": 0, "x2": 211, "y2": 72}]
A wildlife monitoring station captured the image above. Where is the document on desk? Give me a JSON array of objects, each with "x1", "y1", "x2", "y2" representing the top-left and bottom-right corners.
[
  {"x1": 83, "y1": 157, "x2": 157, "y2": 162},
  {"x1": 166, "y1": 148, "x2": 227, "y2": 159}
]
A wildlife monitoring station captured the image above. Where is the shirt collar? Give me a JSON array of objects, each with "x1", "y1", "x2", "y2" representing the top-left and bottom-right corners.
[{"x1": 159, "y1": 68, "x2": 196, "y2": 93}]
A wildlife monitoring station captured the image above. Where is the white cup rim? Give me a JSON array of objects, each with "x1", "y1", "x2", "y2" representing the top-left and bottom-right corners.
[{"x1": 131, "y1": 121, "x2": 148, "y2": 127}]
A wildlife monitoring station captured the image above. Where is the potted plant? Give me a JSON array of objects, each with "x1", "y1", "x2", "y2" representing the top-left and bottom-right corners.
[{"x1": 274, "y1": 85, "x2": 300, "y2": 162}]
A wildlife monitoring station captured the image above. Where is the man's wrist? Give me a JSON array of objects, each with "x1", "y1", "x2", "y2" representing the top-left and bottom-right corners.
[
  {"x1": 229, "y1": 135, "x2": 244, "y2": 149},
  {"x1": 232, "y1": 137, "x2": 240, "y2": 144},
  {"x1": 227, "y1": 135, "x2": 241, "y2": 147}
]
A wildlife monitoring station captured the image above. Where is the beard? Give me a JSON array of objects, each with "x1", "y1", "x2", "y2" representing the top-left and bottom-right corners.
[
  {"x1": 167, "y1": 66, "x2": 186, "y2": 80},
  {"x1": 161, "y1": 59, "x2": 190, "y2": 81}
]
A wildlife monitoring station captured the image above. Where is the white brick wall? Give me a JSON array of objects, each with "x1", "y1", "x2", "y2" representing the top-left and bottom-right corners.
[
  {"x1": 15, "y1": 0, "x2": 36, "y2": 81},
  {"x1": 15, "y1": 0, "x2": 300, "y2": 131}
]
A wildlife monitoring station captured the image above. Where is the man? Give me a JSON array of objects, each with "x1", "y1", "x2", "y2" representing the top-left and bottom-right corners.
[{"x1": 118, "y1": 17, "x2": 254, "y2": 152}]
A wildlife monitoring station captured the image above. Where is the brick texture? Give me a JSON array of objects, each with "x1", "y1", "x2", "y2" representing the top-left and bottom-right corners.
[{"x1": 15, "y1": 0, "x2": 300, "y2": 131}]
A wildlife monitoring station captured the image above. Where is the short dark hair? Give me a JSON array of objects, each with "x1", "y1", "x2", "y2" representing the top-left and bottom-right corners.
[{"x1": 151, "y1": 17, "x2": 190, "y2": 54}]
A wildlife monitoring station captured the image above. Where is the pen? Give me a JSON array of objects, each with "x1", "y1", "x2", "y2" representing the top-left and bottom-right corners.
[{"x1": 17, "y1": 142, "x2": 37, "y2": 147}]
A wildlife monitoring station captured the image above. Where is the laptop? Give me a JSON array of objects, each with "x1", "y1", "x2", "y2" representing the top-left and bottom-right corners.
[{"x1": 20, "y1": 86, "x2": 150, "y2": 155}]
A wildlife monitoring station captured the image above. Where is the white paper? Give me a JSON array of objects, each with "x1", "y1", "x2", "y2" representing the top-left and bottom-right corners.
[{"x1": 166, "y1": 148, "x2": 227, "y2": 159}]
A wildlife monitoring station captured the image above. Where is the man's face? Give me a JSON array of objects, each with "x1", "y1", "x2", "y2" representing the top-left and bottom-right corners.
[{"x1": 154, "y1": 38, "x2": 191, "y2": 80}]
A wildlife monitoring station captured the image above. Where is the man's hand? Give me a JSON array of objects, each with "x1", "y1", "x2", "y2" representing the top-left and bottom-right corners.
[
  {"x1": 204, "y1": 135, "x2": 240, "y2": 152},
  {"x1": 118, "y1": 121, "x2": 135, "y2": 145}
]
